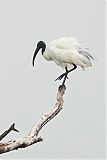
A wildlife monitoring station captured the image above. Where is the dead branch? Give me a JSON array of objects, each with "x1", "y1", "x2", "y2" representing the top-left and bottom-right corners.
[
  {"x1": 0, "y1": 85, "x2": 66, "y2": 154},
  {"x1": 0, "y1": 123, "x2": 19, "y2": 141}
]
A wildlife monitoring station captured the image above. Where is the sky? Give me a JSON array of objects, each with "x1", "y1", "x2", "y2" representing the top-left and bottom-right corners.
[{"x1": 0, "y1": 0, "x2": 105, "y2": 159}]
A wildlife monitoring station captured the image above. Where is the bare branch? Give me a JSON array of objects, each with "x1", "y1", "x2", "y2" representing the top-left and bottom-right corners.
[
  {"x1": 0, "y1": 85, "x2": 66, "y2": 154},
  {"x1": 0, "y1": 123, "x2": 19, "y2": 141}
]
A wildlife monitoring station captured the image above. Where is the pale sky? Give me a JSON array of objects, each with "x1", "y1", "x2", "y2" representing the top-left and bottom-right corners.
[{"x1": 0, "y1": 0, "x2": 105, "y2": 159}]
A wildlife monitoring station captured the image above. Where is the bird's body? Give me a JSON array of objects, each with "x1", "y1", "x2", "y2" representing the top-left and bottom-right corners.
[
  {"x1": 43, "y1": 37, "x2": 93, "y2": 70},
  {"x1": 32, "y1": 37, "x2": 94, "y2": 85}
]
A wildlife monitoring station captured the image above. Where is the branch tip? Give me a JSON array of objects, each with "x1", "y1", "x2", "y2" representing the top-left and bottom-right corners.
[
  {"x1": 10, "y1": 123, "x2": 19, "y2": 132},
  {"x1": 58, "y1": 85, "x2": 66, "y2": 91}
]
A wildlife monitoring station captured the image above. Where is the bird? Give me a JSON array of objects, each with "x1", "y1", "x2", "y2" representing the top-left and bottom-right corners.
[{"x1": 32, "y1": 37, "x2": 94, "y2": 86}]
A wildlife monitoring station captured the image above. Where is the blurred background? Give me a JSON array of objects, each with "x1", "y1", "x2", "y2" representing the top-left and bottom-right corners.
[{"x1": 0, "y1": 0, "x2": 105, "y2": 159}]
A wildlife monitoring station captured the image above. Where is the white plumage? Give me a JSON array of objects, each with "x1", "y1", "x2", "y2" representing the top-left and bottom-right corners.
[
  {"x1": 32, "y1": 37, "x2": 94, "y2": 85},
  {"x1": 43, "y1": 37, "x2": 93, "y2": 70}
]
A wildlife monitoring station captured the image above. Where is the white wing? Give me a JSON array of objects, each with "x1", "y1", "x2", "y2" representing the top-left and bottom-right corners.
[
  {"x1": 49, "y1": 37, "x2": 82, "y2": 50},
  {"x1": 46, "y1": 37, "x2": 94, "y2": 69}
]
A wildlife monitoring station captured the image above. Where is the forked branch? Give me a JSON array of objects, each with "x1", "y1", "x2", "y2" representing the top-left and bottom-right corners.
[{"x1": 0, "y1": 85, "x2": 66, "y2": 154}]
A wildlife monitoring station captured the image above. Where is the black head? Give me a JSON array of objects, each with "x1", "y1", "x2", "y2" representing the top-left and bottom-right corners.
[{"x1": 32, "y1": 41, "x2": 46, "y2": 67}]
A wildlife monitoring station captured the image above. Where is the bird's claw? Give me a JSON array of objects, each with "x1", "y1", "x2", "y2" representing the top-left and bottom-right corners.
[
  {"x1": 55, "y1": 73, "x2": 69, "y2": 81},
  {"x1": 55, "y1": 73, "x2": 65, "y2": 81}
]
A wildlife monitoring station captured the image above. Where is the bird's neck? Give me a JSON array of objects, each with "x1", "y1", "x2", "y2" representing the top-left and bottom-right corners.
[{"x1": 42, "y1": 50, "x2": 52, "y2": 61}]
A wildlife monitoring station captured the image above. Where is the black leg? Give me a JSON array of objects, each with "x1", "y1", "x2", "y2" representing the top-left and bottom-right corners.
[
  {"x1": 67, "y1": 64, "x2": 77, "y2": 74},
  {"x1": 55, "y1": 64, "x2": 77, "y2": 81},
  {"x1": 61, "y1": 64, "x2": 77, "y2": 86},
  {"x1": 62, "y1": 67, "x2": 68, "y2": 86},
  {"x1": 55, "y1": 67, "x2": 69, "y2": 81}
]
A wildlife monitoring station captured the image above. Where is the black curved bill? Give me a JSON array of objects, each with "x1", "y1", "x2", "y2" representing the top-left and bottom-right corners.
[{"x1": 32, "y1": 47, "x2": 40, "y2": 67}]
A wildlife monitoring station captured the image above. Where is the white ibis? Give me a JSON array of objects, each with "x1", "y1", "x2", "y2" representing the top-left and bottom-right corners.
[{"x1": 32, "y1": 37, "x2": 94, "y2": 85}]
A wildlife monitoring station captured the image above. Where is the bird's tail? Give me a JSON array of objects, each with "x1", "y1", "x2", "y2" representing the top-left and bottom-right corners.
[
  {"x1": 79, "y1": 50, "x2": 94, "y2": 60},
  {"x1": 78, "y1": 50, "x2": 94, "y2": 69}
]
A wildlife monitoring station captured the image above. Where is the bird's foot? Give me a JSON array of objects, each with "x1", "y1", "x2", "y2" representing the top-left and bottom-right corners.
[{"x1": 55, "y1": 73, "x2": 69, "y2": 81}]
